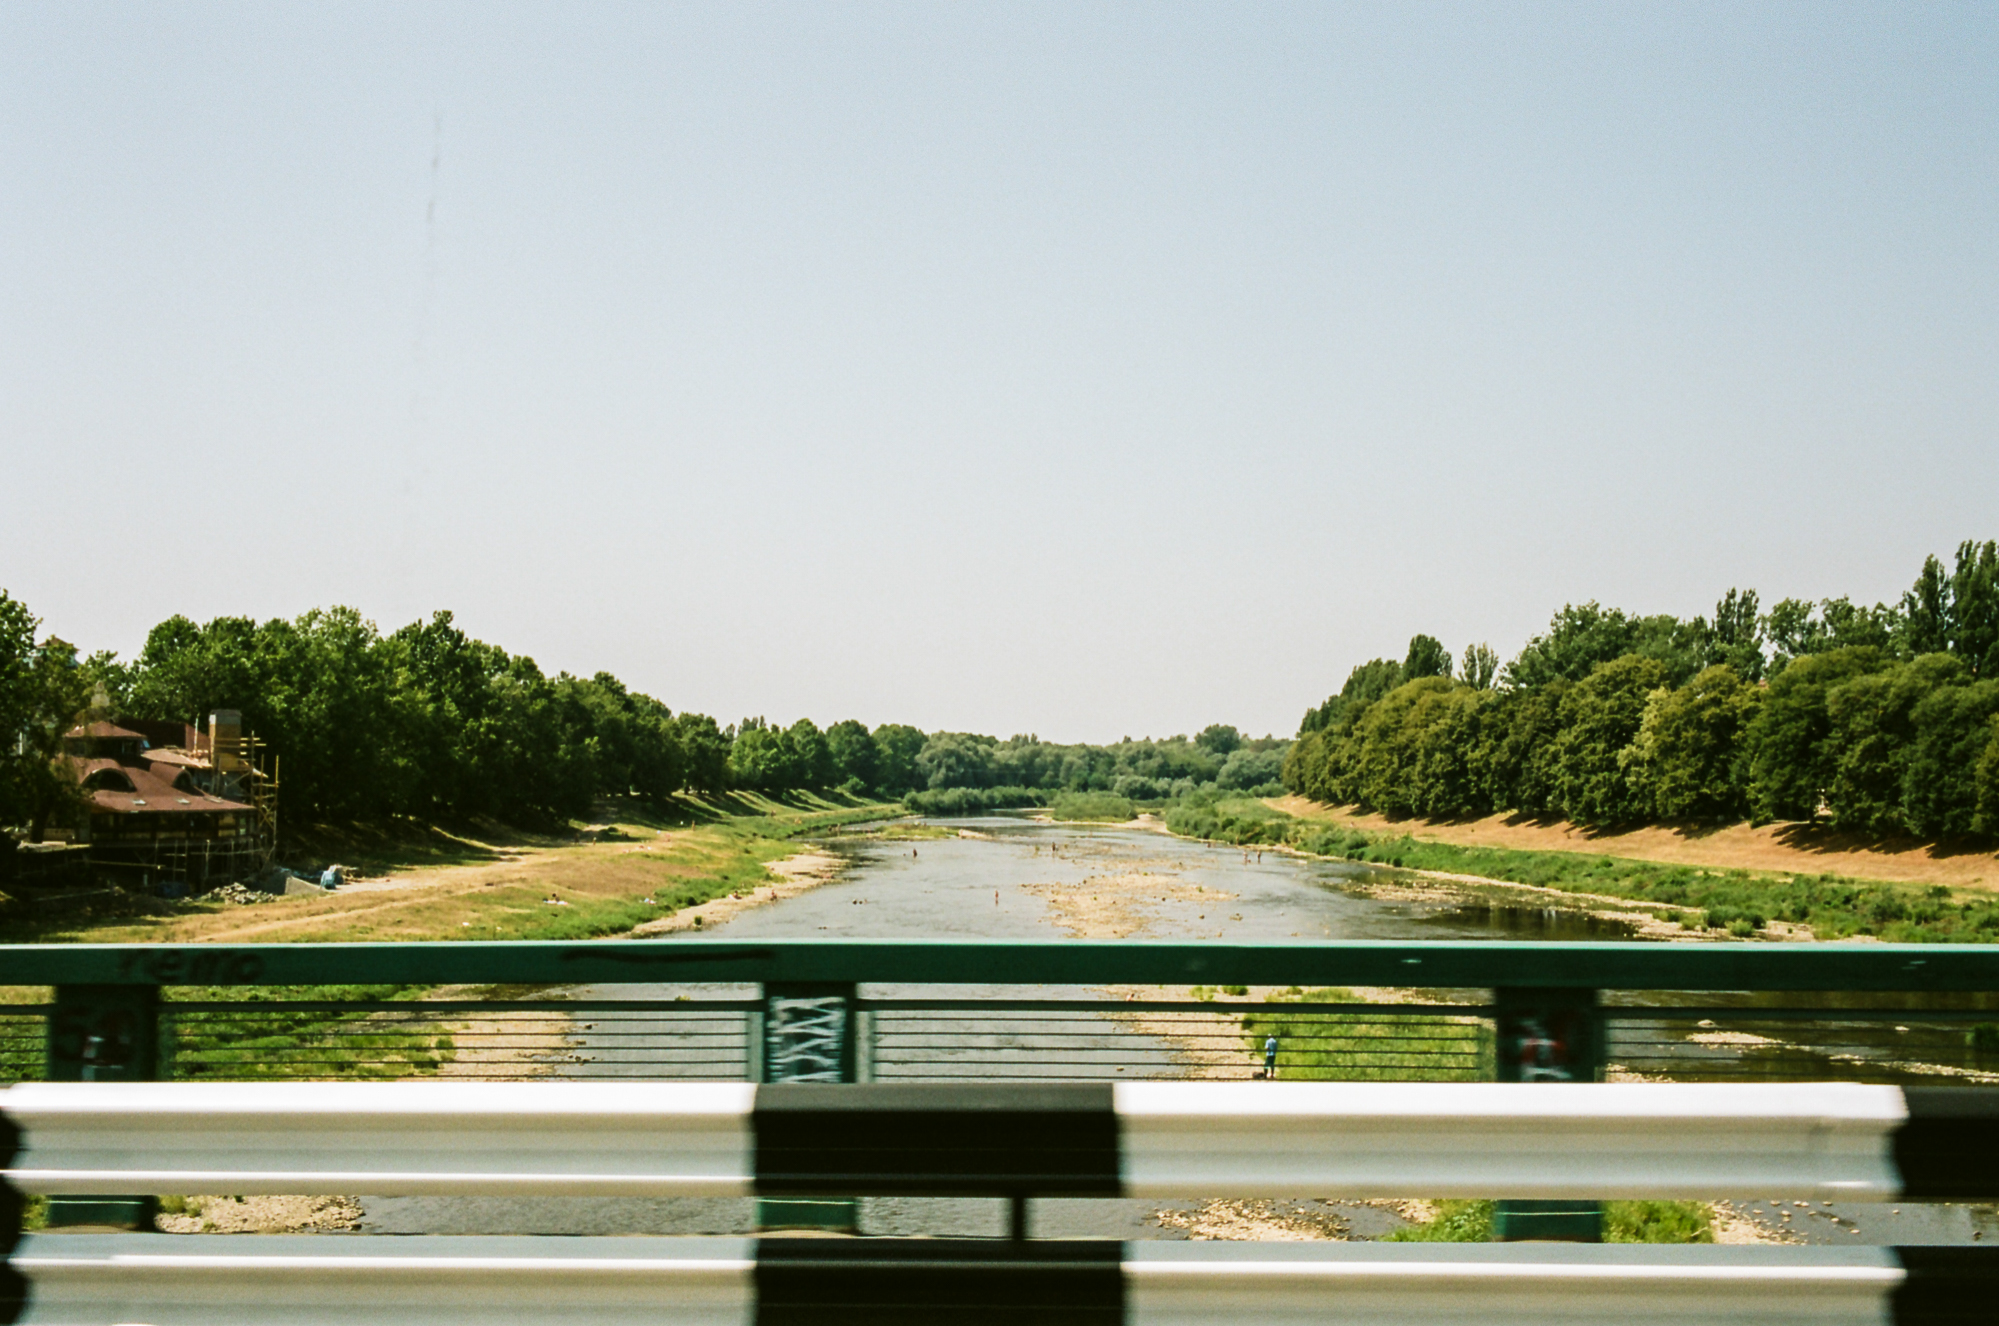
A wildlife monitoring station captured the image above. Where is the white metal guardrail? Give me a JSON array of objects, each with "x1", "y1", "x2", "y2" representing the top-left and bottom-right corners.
[
  {"x1": 5, "y1": 1081, "x2": 1997, "y2": 1324},
  {"x1": 5, "y1": 1236, "x2": 1987, "y2": 1326},
  {"x1": 5, "y1": 1080, "x2": 1996, "y2": 1201}
]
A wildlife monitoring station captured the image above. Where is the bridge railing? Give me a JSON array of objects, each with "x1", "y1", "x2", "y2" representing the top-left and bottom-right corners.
[
  {"x1": 6, "y1": 938, "x2": 1999, "y2": 1084},
  {"x1": 4, "y1": 939, "x2": 1998, "y2": 1236}
]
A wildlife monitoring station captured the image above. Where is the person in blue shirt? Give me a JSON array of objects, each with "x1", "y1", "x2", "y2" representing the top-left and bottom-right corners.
[{"x1": 1263, "y1": 1034, "x2": 1279, "y2": 1080}]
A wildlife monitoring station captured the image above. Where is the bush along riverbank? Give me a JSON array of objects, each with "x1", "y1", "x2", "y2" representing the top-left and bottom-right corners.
[
  {"x1": 1164, "y1": 792, "x2": 1999, "y2": 943},
  {"x1": 902, "y1": 785, "x2": 1051, "y2": 815}
]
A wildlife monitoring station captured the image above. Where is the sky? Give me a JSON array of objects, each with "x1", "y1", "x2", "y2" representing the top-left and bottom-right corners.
[{"x1": 3, "y1": 2, "x2": 1994, "y2": 742}]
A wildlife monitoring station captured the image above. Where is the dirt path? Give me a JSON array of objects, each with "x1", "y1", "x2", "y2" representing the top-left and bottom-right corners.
[
  {"x1": 1273, "y1": 798, "x2": 1999, "y2": 889},
  {"x1": 57, "y1": 826, "x2": 782, "y2": 944}
]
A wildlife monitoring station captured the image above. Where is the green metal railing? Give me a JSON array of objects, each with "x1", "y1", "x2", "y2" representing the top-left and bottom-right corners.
[{"x1": 6, "y1": 937, "x2": 1997, "y2": 989}]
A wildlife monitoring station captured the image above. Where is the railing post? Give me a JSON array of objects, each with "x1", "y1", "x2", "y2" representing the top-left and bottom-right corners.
[
  {"x1": 1492, "y1": 986, "x2": 1602, "y2": 1242},
  {"x1": 44, "y1": 984, "x2": 160, "y2": 1229},
  {"x1": 755, "y1": 982, "x2": 859, "y2": 1233}
]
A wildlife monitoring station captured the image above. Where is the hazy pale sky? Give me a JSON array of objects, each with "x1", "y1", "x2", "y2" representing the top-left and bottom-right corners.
[{"x1": 4, "y1": 3, "x2": 1994, "y2": 741}]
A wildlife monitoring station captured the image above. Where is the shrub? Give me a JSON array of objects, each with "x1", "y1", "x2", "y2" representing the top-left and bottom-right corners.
[
  {"x1": 1386, "y1": 1200, "x2": 1494, "y2": 1242},
  {"x1": 902, "y1": 786, "x2": 1048, "y2": 815},
  {"x1": 1605, "y1": 1200, "x2": 1714, "y2": 1243},
  {"x1": 1046, "y1": 791, "x2": 1135, "y2": 822}
]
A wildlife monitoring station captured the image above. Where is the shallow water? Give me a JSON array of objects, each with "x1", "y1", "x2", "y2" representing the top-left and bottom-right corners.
[{"x1": 715, "y1": 815, "x2": 1634, "y2": 944}]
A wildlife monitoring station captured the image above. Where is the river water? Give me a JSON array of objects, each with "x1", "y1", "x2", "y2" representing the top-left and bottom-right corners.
[{"x1": 719, "y1": 815, "x2": 1633, "y2": 944}]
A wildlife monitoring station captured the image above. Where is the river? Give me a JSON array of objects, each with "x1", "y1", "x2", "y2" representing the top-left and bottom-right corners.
[{"x1": 715, "y1": 815, "x2": 1633, "y2": 944}]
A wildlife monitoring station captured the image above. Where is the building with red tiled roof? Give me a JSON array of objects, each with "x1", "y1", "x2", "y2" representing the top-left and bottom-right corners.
[{"x1": 59, "y1": 713, "x2": 268, "y2": 890}]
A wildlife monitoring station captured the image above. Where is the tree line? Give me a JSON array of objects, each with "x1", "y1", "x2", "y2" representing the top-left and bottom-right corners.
[
  {"x1": 1, "y1": 595, "x2": 1284, "y2": 837},
  {"x1": 1284, "y1": 541, "x2": 1999, "y2": 839}
]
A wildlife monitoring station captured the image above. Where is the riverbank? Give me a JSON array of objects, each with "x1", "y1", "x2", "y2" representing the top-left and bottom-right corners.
[
  {"x1": 1272, "y1": 797, "x2": 1999, "y2": 891},
  {"x1": 630, "y1": 848, "x2": 846, "y2": 936},
  {"x1": 0, "y1": 793, "x2": 898, "y2": 946},
  {"x1": 1144, "y1": 796, "x2": 1999, "y2": 943}
]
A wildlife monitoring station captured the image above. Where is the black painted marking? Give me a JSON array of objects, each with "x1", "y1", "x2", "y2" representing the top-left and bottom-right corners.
[
  {"x1": 1, "y1": 1104, "x2": 21, "y2": 1325},
  {"x1": 0, "y1": 1255, "x2": 20, "y2": 1326},
  {"x1": 1894, "y1": 1089, "x2": 1999, "y2": 1200},
  {"x1": 1892, "y1": 1247, "x2": 1999, "y2": 1326},
  {"x1": 1, "y1": 1103, "x2": 19, "y2": 1255},
  {"x1": 754, "y1": 1083, "x2": 1120, "y2": 1197},
  {"x1": 753, "y1": 1237, "x2": 1123, "y2": 1326}
]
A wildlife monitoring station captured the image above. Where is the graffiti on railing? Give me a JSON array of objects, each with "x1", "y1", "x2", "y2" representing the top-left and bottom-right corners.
[{"x1": 765, "y1": 993, "x2": 849, "y2": 1082}]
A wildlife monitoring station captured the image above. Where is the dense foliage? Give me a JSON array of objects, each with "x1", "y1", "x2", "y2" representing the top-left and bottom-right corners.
[
  {"x1": 0, "y1": 592, "x2": 95, "y2": 840},
  {"x1": 1, "y1": 597, "x2": 1283, "y2": 836},
  {"x1": 1285, "y1": 542, "x2": 1999, "y2": 838},
  {"x1": 903, "y1": 726, "x2": 1289, "y2": 804}
]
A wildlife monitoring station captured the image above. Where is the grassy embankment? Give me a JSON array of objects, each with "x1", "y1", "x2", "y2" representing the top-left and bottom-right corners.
[
  {"x1": 1165, "y1": 794, "x2": 1999, "y2": 944},
  {"x1": 0, "y1": 791, "x2": 902, "y2": 1086},
  {"x1": 2, "y1": 789, "x2": 899, "y2": 947}
]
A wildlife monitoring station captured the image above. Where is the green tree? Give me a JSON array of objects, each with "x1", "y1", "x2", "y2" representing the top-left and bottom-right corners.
[
  {"x1": 1215, "y1": 744, "x2": 1287, "y2": 792},
  {"x1": 1624, "y1": 665, "x2": 1762, "y2": 821},
  {"x1": 1472, "y1": 683, "x2": 1569, "y2": 815},
  {"x1": 825, "y1": 719, "x2": 879, "y2": 791},
  {"x1": 0, "y1": 596, "x2": 95, "y2": 839},
  {"x1": 1744, "y1": 647, "x2": 1894, "y2": 822},
  {"x1": 782, "y1": 718, "x2": 834, "y2": 789},
  {"x1": 16, "y1": 636, "x2": 94, "y2": 841},
  {"x1": 915, "y1": 732, "x2": 997, "y2": 790},
  {"x1": 127, "y1": 614, "x2": 269, "y2": 729},
  {"x1": 1337, "y1": 678, "x2": 1481, "y2": 816},
  {"x1": 1281, "y1": 729, "x2": 1330, "y2": 800},
  {"x1": 1947, "y1": 539, "x2": 1999, "y2": 677},
  {"x1": 1510, "y1": 604, "x2": 1713, "y2": 690},
  {"x1": 727, "y1": 719, "x2": 790, "y2": 793},
  {"x1": 1195, "y1": 724, "x2": 1243, "y2": 756},
  {"x1": 871, "y1": 723, "x2": 927, "y2": 794},
  {"x1": 1902, "y1": 678, "x2": 1999, "y2": 838},
  {"x1": 1703, "y1": 589, "x2": 1766, "y2": 681},
  {"x1": 1902, "y1": 556, "x2": 1952, "y2": 657},
  {"x1": 1459, "y1": 643, "x2": 1499, "y2": 691},
  {"x1": 1824, "y1": 655, "x2": 1967, "y2": 835},
  {"x1": 1505, "y1": 604, "x2": 1643, "y2": 689},
  {"x1": 675, "y1": 713, "x2": 732, "y2": 795},
  {"x1": 1401, "y1": 635, "x2": 1453, "y2": 682},
  {"x1": 1975, "y1": 718, "x2": 1999, "y2": 836},
  {"x1": 1344, "y1": 678, "x2": 1453, "y2": 814},
  {"x1": 1547, "y1": 655, "x2": 1669, "y2": 824},
  {"x1": 1764, "y1": 596, "x2": 1901, "y2": 674},
  {"x1": 1366, "y1": 680, "x2": 1490, "y2": 818},
  {"x1": 556, "y1": 672, "x2": 684, "y2": 803},
  {"x1": 1300, "y1": 657, "x2": 1405, "y2": 736},
  {"x1": 0, "y1": 592, "x2": 39, "y2": 829}
]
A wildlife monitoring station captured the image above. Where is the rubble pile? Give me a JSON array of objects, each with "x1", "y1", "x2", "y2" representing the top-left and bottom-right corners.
[{"x1": 197, "y1": 882, "x2": 272, "y2": 907}]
